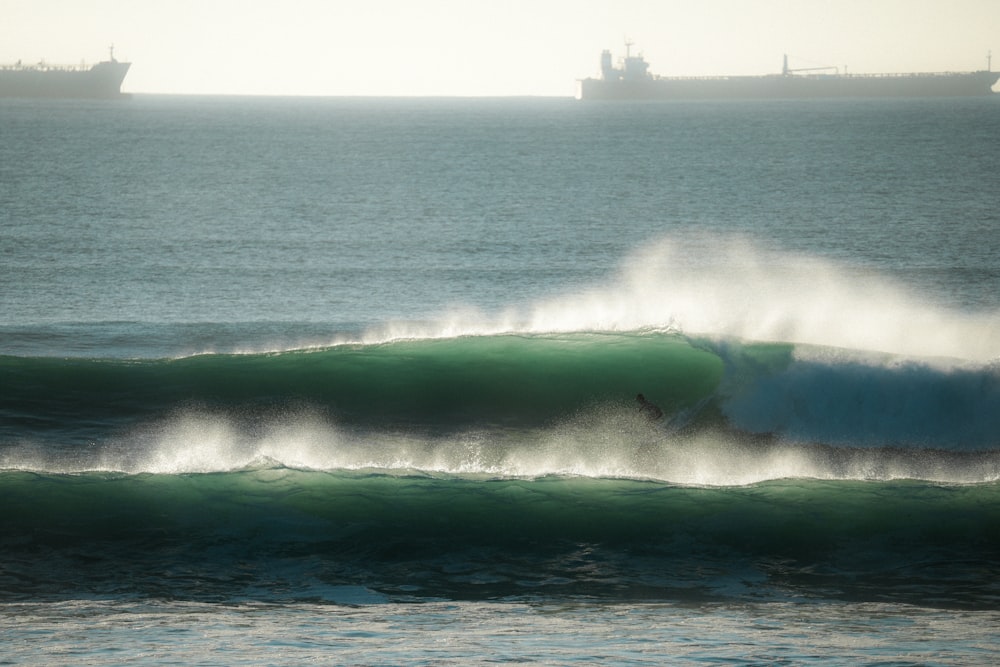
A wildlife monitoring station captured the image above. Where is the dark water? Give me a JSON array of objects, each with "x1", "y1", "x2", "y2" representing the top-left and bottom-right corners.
[{"x1": 2, "y1": 94, "x2": 999, "y2": 664}]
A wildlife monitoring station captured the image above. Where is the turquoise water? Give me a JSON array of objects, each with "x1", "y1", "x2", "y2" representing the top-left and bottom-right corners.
[{"x1": 2, "y1": 94, "x2": 1000, "y2": 664}]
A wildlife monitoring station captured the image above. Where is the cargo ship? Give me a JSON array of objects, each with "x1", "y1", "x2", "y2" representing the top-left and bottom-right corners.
[
  {"x1": 578, "y1": 44, "x2": 1000, "y2": 100},
  {"x1": 0, "y1": 46, "x2": 130, "y2": 99}
]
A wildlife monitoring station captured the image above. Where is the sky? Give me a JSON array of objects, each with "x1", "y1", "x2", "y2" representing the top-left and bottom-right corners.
[{"x1": 2, "y1": 0, "x2": 998, "y2": 96}]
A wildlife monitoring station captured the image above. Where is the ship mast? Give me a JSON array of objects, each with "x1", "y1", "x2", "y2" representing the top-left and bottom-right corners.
[{"x1": 782, "y1": 54, "x2": 838, "y2": 76}]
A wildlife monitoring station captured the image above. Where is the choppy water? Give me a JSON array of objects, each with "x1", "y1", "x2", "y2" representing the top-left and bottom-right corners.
[
  {"x1": 2, "y1": 94, "x2": 999, "y2": 664},
  {"x1": 5, "y1": 599, "x2": 999, "y2": 666}
]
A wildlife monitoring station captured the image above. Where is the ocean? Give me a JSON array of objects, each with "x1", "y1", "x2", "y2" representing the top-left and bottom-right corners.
[{"x1": 2, "y1": 93, "x2": 999, "y2": 665}]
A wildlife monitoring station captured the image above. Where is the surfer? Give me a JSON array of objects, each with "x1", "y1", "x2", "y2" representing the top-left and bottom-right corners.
[{"x1": 636, "y1": 393, "x2": 663, "y2": 422}]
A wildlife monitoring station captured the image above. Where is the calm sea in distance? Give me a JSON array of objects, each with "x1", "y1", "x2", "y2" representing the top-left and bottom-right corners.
[{"x1": 2, "y1": 93, "x2": 999, "y2": 665}]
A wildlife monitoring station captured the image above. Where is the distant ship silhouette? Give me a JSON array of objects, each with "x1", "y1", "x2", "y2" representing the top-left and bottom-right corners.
[
  {"x1": 579, "y1": 44, "x2": 999, "y2": 100},
  {"x1": 0, "y1": 46, "x2": 130, "y2": 98}
]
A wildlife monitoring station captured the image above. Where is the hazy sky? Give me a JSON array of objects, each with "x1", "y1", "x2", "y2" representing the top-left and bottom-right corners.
[{"x1": 2, "y1": 0, "x2": 998, "y2": 96}]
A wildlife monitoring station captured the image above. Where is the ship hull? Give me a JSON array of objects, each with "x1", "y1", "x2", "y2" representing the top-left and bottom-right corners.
[
  {"x1": 0, "y1": 61, "x2": 131, "y2": 99},
  {"x1": 579, "y1": 71, "x2": 1000, "y2": 100}
]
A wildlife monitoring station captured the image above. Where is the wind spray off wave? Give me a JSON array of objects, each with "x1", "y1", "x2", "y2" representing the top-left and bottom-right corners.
[{"x1": 377, "y1": 236, "x2": 1000, "y2": 363}]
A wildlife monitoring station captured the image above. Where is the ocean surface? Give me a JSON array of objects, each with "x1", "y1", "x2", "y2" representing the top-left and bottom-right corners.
[{"x1": 2, "y1": 93, "x2": 999, "y2": 664}]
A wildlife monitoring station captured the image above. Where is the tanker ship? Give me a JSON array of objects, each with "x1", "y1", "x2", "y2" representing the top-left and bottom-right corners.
[
  {"x1": 0, "y1": 47, "x2": 130, "y2": 99},
  {"x1": 578, "y1": 45, "x2": 1000, "y2": 100}
]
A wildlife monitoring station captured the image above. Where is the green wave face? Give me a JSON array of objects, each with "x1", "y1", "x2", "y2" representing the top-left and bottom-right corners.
[
  {"x1": 1, "y1": 332, "x2": 726, "y2": 430},
  {"x1": 3, "y1": 468, "x2": 998, "y2": 604}
]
